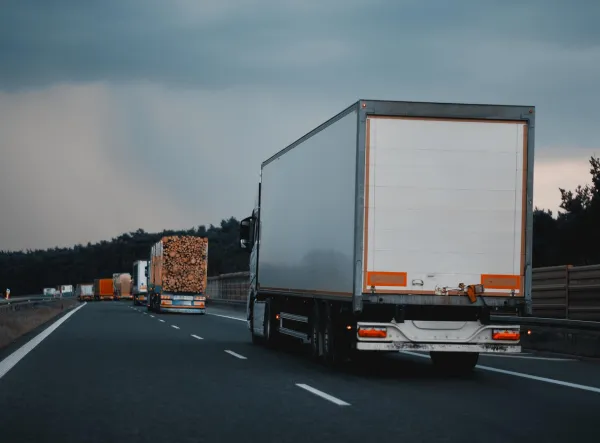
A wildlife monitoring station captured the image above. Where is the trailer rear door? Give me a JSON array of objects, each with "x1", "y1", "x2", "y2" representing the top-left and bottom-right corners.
[{"x1": 362, "y1": 116, "x2": 528, "y2": 298}]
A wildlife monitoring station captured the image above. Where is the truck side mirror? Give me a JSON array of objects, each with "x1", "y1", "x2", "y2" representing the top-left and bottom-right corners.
[{"x1": 239, "y1": 216, "x2": 252, "y2": 250}]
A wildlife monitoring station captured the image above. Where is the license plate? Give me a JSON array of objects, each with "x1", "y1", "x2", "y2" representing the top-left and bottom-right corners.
[{"x1": 172, "y1": 295, "x2": 193, "y2": 301}]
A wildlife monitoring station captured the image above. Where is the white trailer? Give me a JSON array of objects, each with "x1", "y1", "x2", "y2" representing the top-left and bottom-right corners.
[
  {"x1": 75, "y1": 284, "x2": 94, "y2": 301},
  {"x1": 43, "y1": 288, "x2": 57, "y2": 298},
  {"x1": 239, "y1": 99, "x2": 534, "y2": 372},
  {"x1": 59, "y1": 285, "x2": 73, "y2": 297},
  {"x1": 132, "y1": 260, "x2": 148, "y2": 306}
]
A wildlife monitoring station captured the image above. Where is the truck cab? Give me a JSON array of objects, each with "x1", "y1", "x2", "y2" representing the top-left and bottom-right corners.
[{"x1": 239, "y1": 186, "x2": 260, "y2": 329}]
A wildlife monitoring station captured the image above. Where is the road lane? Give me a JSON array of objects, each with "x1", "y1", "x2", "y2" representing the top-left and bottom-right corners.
[{"x1": 2, "y1": 301, "x2": 600, "y2": 443}]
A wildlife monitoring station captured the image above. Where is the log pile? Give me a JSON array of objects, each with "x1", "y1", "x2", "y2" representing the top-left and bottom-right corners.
[{"x1": 161, "y1": 236, "x2": 209, "y2": 294}]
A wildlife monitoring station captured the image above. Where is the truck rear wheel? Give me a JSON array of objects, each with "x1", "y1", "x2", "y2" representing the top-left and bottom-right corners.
[
  {"x1": 322, "y1": 303, "x2": 343, "y2": 368},
  {"x1": 263, "y1": 299, "x2": 280, "y2": 348},
  {"x1": 430, "y1": 351, "x2": 479, "y2": 375},
  {"x1": 309, "y1": 303, "x2": 321, "y2": 360}
]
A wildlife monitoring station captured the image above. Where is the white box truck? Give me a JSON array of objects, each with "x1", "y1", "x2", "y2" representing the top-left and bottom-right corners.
[
  {"x1": 238, "y1": 99, "x2": 534, "y2": 372},
  {"x1": 59, "y1": 285, "x2": 73, "y2": 298},
  {"x1": 132, "y1": 260, "x2": 148, "y2": 306}
]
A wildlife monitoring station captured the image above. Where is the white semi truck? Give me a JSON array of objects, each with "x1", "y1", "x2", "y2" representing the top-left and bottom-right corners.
[
  {"x1": 239, "y1": 99, "x2": 534, "y2": 372},
  {"x1": 132, "y1": 260, "x2": 148, "y2": 306}
]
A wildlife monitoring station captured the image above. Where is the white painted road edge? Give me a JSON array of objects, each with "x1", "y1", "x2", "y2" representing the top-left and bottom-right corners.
[
  {"x1": 296, "y1": 383, "x2": 351, "y2": 406},
  {"x1": 400, "y1": 351, "x2": 600, "y2": 395},
  {"x1": 0, "y1": 302, "x2": 87, "y2": 380},
  {"x1": 208, "y1": 313, "x2": 245, "y2": 322},
  {"x1": 225, "y1": 350, "x2": 247, "y2": 360}
]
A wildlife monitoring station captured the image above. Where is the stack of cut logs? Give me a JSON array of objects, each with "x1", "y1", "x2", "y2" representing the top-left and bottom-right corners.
[{"x1": 161, "y1": 236, "x2": 209, "y2": 293}]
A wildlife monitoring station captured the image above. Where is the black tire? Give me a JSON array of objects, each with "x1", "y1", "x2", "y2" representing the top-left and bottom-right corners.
[
  {"x1": 322, "y1": 304, "x2": 338, "y2": 368},
  {"x1": 249, "y1": 298, "x2": 261, "y2": 345},
  {"x1": 263, "y1": 299, "x2": 280, "y2": 348},
  {"x1": 310, "y1": 303, "x2": 321, "y2": 360},
  {"x1": 430, "y1": 351, "x2": 479, "y2": 375}
]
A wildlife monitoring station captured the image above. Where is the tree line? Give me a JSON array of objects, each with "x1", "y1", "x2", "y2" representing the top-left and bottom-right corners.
[
  {"x1": 0, "y1": 156, "x2": 598, "y2": 295},
  {"x1": 0, "y1": 217, "x2": 248, "y2": 295}
]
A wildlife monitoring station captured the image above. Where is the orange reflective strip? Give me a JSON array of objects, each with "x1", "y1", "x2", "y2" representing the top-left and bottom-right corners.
[
  {"x1": 366, "y1": 272, "x2": 408, "y2": 287},
  {"x1": 481, "y1": 274, "x2": 521, "y2": 290}
]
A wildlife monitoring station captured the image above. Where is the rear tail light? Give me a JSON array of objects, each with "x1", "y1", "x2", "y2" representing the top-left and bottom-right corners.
[
  {"x1": 357, "y1": 327, "x2": 387, "y2": 338},
  {"x1": 492, "y1": 329, "x2": 520, "y2": 341}
]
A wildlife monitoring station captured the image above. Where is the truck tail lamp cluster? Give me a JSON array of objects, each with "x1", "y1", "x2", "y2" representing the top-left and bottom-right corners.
[
  {"x1": 492, "y1": 329, "x2": 520, "y2": 341},
  {"x1": 357, "y1": 326, "x2": 387, "y2": 339}
]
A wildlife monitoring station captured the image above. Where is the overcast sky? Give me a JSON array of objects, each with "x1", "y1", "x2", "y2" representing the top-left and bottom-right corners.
[{"x1": 1, "y1": 0, "x2": 599, "y2": 251}]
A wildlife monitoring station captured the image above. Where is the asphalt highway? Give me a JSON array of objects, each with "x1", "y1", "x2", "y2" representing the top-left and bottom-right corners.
[{"x1": 1, "y1": 301, "x2": 599, "y2": 443}]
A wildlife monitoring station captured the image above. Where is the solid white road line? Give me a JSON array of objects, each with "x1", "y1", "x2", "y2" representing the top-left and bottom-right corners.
[
  {"x1": 159, "y1": 319, "x2": 165, "y2": 323},
  {"x1": 191, "y1": 334, "x2": 204, "y2": 340},
  {"x1": 479, "y1": 354, "x2": 576, "y2": 362},
  {"x1": 295, "y1": 384, "x2": 351, "y2": 406},
  {"x1": 224, "y1": 350, "x2": 247, "y2": 360},
  {"x1": 171, "y1": 325, "x2": 180, "y2": 330},
  {"x1": 0, "y1": 302, "x2": 87, "y2": 380},
  {"x1": 207, "y1": 313, "x2": 245, "y2": 322},
  {"x1": 400, "y1": 351, "x2": 600, "y2": 394}
]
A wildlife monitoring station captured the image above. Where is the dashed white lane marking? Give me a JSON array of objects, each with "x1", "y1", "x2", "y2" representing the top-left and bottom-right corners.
[
  {"x1": 207, "y1": 313, "x2": 245, "y2": 322},
  {"x1": 295, "y1": 384, "x2": 351, "y2": 406},
  {"x1": 159, "y1": 319, "x2": 165, "y2": 323},
  {"x1": 0, "y1": 303, "x2": 87, "y2": 380},
  {"x1": 150, "y1": 315, "x2": 155, "y2": 318},
  {"x1": 171, "y1": 325, "x2": 180, "y2": 330},
  {"x1": 143, "y1": 312, "x2": 148, "y2": 315},
  {"x1": 224, "y1": 350, "x2": 247, "y2": 360},
  {"x1": 191, "y1": 334, "x2": 204, "y2": 340},
  {"x1": 400, "y1": 351, "x2": 600, "y2": 395}
]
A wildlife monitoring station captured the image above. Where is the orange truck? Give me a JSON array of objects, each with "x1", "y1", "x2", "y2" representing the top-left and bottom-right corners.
[{"x1": 94, "y1": 278, "x2": 114, "y2": 301}]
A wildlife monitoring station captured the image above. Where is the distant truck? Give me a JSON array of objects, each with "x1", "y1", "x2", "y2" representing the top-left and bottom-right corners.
[
  {"x1": 238, "y1": 99, "x2": 534, "y2": 373},
  {"x1": 132, "y1": 260, "x2": 148, "y2": 306},
  {"x1": 147, "y1": 236, "x2": 208, "y2": 314},
  {"x1": 59, "y1": 285, "x2": 73, "y2": 297},
  {"x1": 113, "y1": 273, "x2": 132, "y2": 301},
  {"x1": 75, "y1": 284, "x2": 94, "y2": 301},
  {"x1": 94, "y1": 278, "x2": 114, "y2": 301},
  {"x1": 43, "y1": 288, "x2": 57, "y2": 298}
]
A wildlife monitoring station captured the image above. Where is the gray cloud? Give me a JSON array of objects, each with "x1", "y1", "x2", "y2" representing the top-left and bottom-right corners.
[
  {"x1": 0, "y1": 0, "x2": 599, "y2": 250},
  {"x1": 2, "y1": 1, "x2": 598, "y2": 91}
]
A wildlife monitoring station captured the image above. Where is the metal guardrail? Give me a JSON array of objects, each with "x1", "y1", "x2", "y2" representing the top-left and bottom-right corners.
[
  {"x1": 491, "y1": 315, "x2": 600, "y2": 332},
  {"x1": 531, "y1": 265, "x2": 600, "y2": 321},
  {"x1": 0, "y1": 295, "x2": 76, "y2": 314}
]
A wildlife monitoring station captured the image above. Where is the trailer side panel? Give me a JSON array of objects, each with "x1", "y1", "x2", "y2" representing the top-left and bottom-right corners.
[{"x1": 258, "y1": 108, "x2": 359, "y2": 296}]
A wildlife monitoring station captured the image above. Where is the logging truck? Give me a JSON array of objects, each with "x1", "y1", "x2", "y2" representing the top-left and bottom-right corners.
[
  {"x1": 147, "y1": 236, "x2": 208, "y2": 314},
  {"x1": 132, "y1": 260, "x2": 149, "y2": 306},
  {"x1": 238, "y1": 99, "x2": 534, "y2": 372}
]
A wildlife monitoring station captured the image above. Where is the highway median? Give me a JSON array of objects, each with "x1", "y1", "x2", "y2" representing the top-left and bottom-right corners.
[{"x1": 0, "y1": 298, "x2": 81, "y2": 350}]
